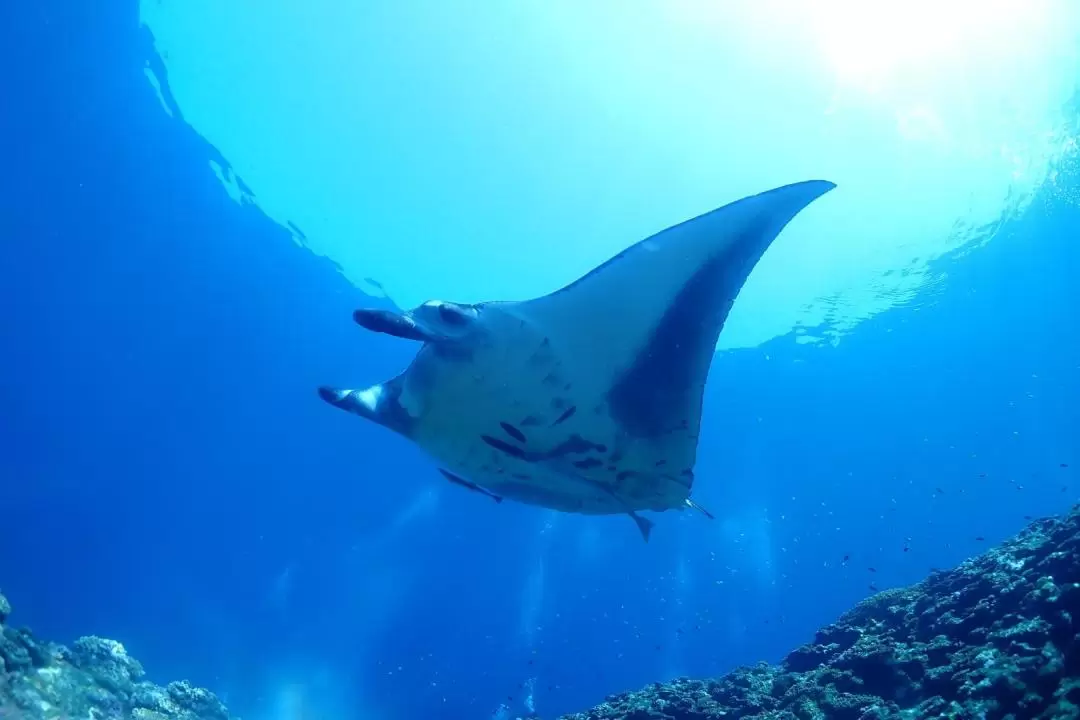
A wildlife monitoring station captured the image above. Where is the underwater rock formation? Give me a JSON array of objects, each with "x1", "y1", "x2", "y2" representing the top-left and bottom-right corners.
[
  {"x1": 562, "y1": 505, "x2": 1080, "y2": 720},
  {"x1": 0, "y1": 595, "x2": 232, "y2": 720},
  {"x1": 3, "y1": 506, "x2": 1079, "y2": 720}
]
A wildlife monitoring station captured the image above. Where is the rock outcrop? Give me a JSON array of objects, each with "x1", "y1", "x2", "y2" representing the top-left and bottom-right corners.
[
  {"x1": 5, "y1": 506, "x2": 1079, "y2": 719},
  {"x1": 562, "y1": 506, "x2": 1080, "y2": 720},
  {"x1": 0, "y1": 596, "x2": 232, "y2": 720}
]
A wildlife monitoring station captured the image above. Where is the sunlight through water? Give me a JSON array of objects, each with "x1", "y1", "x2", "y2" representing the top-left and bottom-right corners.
[{"x1": 138, "y1": 0, "x2": 1079, "y2": 348}]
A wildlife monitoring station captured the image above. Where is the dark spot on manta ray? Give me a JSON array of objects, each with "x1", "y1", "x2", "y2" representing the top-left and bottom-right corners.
[
  {"x1": 550, "y1": 435, "x2": 607, "y2": 456},
  {"x1": 552, "y1": 406, "x2": 577, "y2": 426},
  {"x1": 511, "y1": 473, "x2": 531, "y2": 480},
  {"x1": 680, "y1": 469, "x2": 693, "y2": 477},
  {"x1": 500, "y1": 421, "x2": 527, "y2": 443},
  {"x1": 573, "y1": 458, "x2": 604, "y2": 470},
  {"x1": 481, "y1": 432, "x2": 607, "y2": 463},
  {"x1": 655, "y1": 460, "x2": 667, "y2": 467},
  {"x1": 616, "y1": 470, "x2": 640, "y2": 483},
  {"x1": 481, "y1": 434, "x2": 527, "y2": 460}
]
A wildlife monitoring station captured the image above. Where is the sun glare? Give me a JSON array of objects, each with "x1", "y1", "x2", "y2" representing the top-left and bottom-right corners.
[{"x1": 809, "y1": 0, "x2": 1050, "y2": 93}]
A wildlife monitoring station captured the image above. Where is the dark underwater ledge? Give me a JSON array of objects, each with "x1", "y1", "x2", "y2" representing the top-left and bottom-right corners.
[
  {"x1": 3, "y1": 508, "x2": 1079, "y2": 720},
  {"x1": 563, "y1": 507, "x2": 1080, "y2": 720}
]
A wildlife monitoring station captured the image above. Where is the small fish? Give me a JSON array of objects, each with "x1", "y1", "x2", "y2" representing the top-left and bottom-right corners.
[
  {"x1": 868, "y1": 567, "x2": 877, "y2": 573},
  {"x1": 438, "y1": 468, "x2": 503, "y2": 503},
  {"x1": 552, "y1": 406, "x2": 577, "y2": 426},
  {"x1": 975, "y1": 536, "x2": 985, "y2": 541},
  {"x1": 868, "y1": 584, "x2": 879, "y2": 592}
]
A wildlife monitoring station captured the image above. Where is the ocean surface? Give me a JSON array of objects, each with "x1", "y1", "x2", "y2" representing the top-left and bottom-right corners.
[{"x1": 2, "y1": 3, "x2": 1079, "y2": 719}]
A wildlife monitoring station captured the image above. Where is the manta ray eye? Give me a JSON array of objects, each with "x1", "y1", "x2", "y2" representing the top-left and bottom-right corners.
[{"x1": 438, "y1": 303, "x2": 470, "y2": 326}]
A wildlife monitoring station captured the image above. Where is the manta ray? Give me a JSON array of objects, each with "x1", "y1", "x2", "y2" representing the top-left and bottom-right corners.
[{"x1": 319, "y1": 180, "x2": 835, "y2": 541}]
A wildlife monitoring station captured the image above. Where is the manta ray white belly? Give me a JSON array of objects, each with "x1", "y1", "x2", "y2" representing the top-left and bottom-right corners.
[{"x1": 397, "y1": 303, "x2": 694, "y2": 517}]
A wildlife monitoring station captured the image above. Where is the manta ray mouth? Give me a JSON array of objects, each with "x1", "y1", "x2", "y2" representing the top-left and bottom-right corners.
[{"x1": 352, "y1": 308, "x2": 435, "y2": 341}]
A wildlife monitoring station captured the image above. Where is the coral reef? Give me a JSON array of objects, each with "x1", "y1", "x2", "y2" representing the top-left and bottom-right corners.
[
  {"x1": 4, "y1": 506, "x2": 1079, "y2": 720},
  {"x1": 0, "y1": 594, "x2": 232, "y2": 720},
  {"x1": 562, "y1": 505, "x2": 1080, "y2": 720}
]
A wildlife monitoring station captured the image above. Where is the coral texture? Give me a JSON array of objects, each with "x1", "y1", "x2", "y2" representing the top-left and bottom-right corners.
[
  {"x1": 0, "y1": 595, "x2": 231, "y2": 720},
  {"x1": 4, "y1": 506, "x2": 1079, "y2": 719},
  {"x1": 562, "y1": 506, "x2": 1080, "y2": 720}
]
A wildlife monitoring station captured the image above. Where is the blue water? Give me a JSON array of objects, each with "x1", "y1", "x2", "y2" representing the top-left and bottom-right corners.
[{"x1": 2, "y1": 3, "x2": 1078, "y2": 720}]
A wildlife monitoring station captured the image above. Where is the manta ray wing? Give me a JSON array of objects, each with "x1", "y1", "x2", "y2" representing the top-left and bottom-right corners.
[{"x1": 501, "y1": 180, "x2": 836, "y2": 498}]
